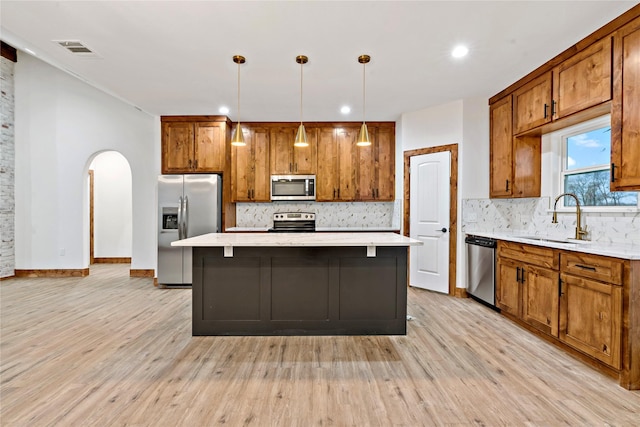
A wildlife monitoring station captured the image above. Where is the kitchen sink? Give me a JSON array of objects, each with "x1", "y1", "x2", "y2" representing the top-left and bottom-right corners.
[{"x1": 514, "y1": 235, "x2": 590, "y2": 245}]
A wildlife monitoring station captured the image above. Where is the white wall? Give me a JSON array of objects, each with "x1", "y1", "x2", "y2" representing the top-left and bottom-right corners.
[
  {"x1": 14, "y1": 53, "x2": 159, "y2": 271},
  {"x1": 398, "y1": 97, "x2": 489, "y2": 289},
  {"x1": 90, "y1": 152, "x2": 133, "y2": 258}
]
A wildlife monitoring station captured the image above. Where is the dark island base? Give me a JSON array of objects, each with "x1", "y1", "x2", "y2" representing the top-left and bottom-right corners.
[{"x1": 192, "y1": 246, "x2": 408, "y2": 336}]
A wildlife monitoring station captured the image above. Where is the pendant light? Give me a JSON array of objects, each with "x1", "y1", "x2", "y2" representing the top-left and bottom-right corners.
[
  {"x1": 356, "y1": 54, "x2": 372, "y2": 147},
  {"x1": 231, "y1": 55, "x2": 246, "y2": 146},
  {"x1": 294, "y1": 55, "x2": 309, "y2": 147}
]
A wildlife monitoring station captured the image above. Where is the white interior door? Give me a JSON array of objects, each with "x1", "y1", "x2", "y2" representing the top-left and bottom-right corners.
[{"x1": 410, "y1": 151, "x2": 451, "y2": 293}]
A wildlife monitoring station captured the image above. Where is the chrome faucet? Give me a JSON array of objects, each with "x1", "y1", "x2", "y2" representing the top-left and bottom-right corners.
[{"x1": 552, "y1": 193, "x2": 588, "y2": 240}]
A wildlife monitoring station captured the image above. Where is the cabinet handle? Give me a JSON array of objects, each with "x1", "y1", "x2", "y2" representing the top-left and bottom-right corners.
[
  {"x1": 611, "y1": 163, "x2": 616, "y2": 183},
  {"x1": 247, "y1": 190, "x2": 251, "y2": 199},
  {"x1": 194, "y1": 160, "x2": 198, "y2": 169},
  {"x1": 521, "y1": 268, "x2": 525, "y2": 283},
  {"x1": 516, "y1": 267, "x2": 521, "y2": 283},
  {"x1": 295, "y1": 163, "x2": 298, "y2": 173},
  {"x1": 251, "y1": 189, "x2": 255, "y2": 199},
  {"x1": 289, "y1": 162, "x2": 292, "y2": 172},
  {"x1": 376, "y1": 188, "x2": 379, "y2": 198},
  {"x1": 337, "y1": 188, "x2": 340, "y2": 198},
  {"x1": 333, "y1": 189, "x2": 336, "y2": 199},
  {"x1": 544, "y1": 103, "x2": 548, "y2": 119},
  {"x1": 559, "y1": 278, "x2": 564, "y2": 296},
  {"x1": 372, "y1": 189, "x2": 375, "y2": 198},
  {"x1": 575, "y1": 264, "x2": 597, "y2": 272},
  {"x1": 551, "y1": 100, "x2": 556, "y2": 117},
  {"x1": 505, "y1": 180, "x2": 510, "y2": 192},
  {"x1": 188, "y1": 159, "x2": 192, "y2": 169}
]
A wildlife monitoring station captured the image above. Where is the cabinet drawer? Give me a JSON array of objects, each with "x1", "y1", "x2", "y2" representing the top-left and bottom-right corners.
[
  {"x1": 498, "y1": 241, "x2": 558, "y2": 270},
  {"x1": 560, "y1": 252, "x2": 624, "y2": 285}
]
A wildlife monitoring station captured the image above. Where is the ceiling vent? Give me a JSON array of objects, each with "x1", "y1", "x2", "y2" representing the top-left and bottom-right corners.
[{"x1": 53, "y1": 40, "x2": 100, "y2": 58}]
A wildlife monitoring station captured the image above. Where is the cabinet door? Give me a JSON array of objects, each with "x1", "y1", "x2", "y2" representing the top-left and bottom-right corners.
[
  {"x1": 232, "y1": 127, "x2": 253, "y2": 202},
  {"x1": 252, "y1": 128, "x2": 271, "y2": 202},
  {"x1": 292, "y1": 127, "x2": 317, "y2": 175},
  {"x1": 490, "y1": 96, "x2": 514, "y2": 197},
  {"x1": 512, "y1": 135, "x2": 541, "y2": 198},
  {"x1": 496, "y1": 257, "x2": 521, "y2": 317},
  {"x1": 612, "y1": 17, "x2": 640, "y2": 190},
  {"x1": 559, "y1": 273, "x2": 622, "y2": 369},
  {"x1": 162, "y1": 122, "x2": 194, "y2": 173},
  {"x1": 553, "y1": 38, "x2": 612, "y2": 119},
  {"x1": 513, "y1": 72, "x2": 552, "y2": 134},
  {"x1": 375, "y1": 125, "x2": 395, "y2": 201},
  {"x1": 316, "y1": 127, "x2": 338, "y2": 201},
  {"x1": 356, "y1": 128, "x2": 376, "y2": 201},
  {"x1": 195, "y1": 122, "x2": 225, "y2": 172},
  {"x1": 270, "y1": 127, "x2": 295, "y2": 174},
  {"x1": 336, "y1": 127, "x2": 357, "y2": 201},
  {"x1": 521, "y1": 265, "x2": 559, "y2": 337}
]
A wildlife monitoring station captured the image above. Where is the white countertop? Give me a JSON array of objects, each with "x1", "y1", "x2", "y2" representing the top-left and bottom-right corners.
[
  {"x1": 172, "y1": 232, "x2": 422, "y2": 247},
  {"x1": 225, "y1": 227, "x2": 400, "y2": 232},
  {"x1": 467, "y1": 231, "x2": 640, "y2": 260}
]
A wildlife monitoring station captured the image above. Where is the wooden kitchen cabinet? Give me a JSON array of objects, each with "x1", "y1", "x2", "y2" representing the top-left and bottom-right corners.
[
  {"x1": 496, "y1": 241, "x2": 560, "y2": 337},
  {"x1": 270, "y1": 126, "x2": 317, "y2": 175},
  {"x1": 490, "y1": 96, "x2": 541, "y2": 198},
  {"x1": 232, "y1": 126, "x2": 270, "y2": 202},
  {"x1": 611, "y1": 16, "x2": 640, "y2": 190},
  {"x1": 161, "y1": 117, "x2": 228, "y2": 173},
  {"x1": 315, "y1": 126, "x2": 358, "y2": 201},
  {"x1": 553, "y1": 38, "x2": 612, "y2": 120},
  {"x1": 559, "y1": 252, "x2": 624, "y2": 369},
  {"x1": 513, "y1": 73, "x2": 553, "y2": 134},
  {"x1": 356, "y1": 123, "x2": 395, "y2": 201}
]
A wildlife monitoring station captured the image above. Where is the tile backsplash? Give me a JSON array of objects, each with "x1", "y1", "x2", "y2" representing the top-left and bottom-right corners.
[
  {"x1": 236, "y1": 200, "x2": 402, "y2": 229},
  {"x1": 462, "y1": 197, "x2": 640, "y2": 246}
]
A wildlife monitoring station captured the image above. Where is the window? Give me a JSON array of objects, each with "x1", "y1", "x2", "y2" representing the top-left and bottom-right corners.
[{"x1": 554, "y1": 115, "x2": 638, "y2": 209}]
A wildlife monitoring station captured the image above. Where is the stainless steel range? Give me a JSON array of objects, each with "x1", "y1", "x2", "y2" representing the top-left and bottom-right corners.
[{"x1": 269, "y1": 212, "x2": 316, "y2": 232}]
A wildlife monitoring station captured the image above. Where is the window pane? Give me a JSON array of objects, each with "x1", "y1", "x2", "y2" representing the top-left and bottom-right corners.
[
  {"x1": 564, "y1": 170, "x2": 638, "y2": 206},
  {"x1": 565, "y1": 126, "x2": 611, "y2": 171}
]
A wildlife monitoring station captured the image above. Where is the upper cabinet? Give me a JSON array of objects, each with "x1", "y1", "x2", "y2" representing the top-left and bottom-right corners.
[
  {"x1": 161, "y1": 116, "x2": 229, "y2": 174},
  {"x1": 553, "y1": 38, "x2": 612, "y2": 119},
  {"x1": 269, "y1": 126, "x2": 317, "y2": 175},
  {"x1": 513, "y1": 38, "x2": 612, "y2": 135},
  {"x1": 231, "y1": 126, "x2": 270, "y2": 202},
  {"x1": 611, "y1": 16, "x2": 640, "y2": 190},
  {"x1": 315, "y1": 123, "x2": 396, "y2": 202}
]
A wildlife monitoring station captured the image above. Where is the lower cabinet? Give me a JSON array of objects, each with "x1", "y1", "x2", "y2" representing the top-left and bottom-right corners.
[
  {"x1": 559, "y1": 252, "x2": 624, "y2": 369},
  {"x1": 496, "y1": 241, "x2": 634, "y2": 388},
  {"x1": 496, "y1": 241, "x2": 559, "y2": 337}
]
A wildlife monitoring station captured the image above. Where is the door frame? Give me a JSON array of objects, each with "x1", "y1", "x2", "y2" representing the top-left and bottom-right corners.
[{"x1": 403, "y1": 144, "x2": 460, "y2": 297}]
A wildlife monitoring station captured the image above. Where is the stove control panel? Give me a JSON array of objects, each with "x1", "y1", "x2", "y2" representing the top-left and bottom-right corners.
[{"x1": 273, "y1": 212, "x2": 315, "y2": 221}]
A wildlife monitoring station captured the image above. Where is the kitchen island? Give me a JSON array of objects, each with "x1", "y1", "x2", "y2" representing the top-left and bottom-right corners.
[{"x1": 172, "y1": 232, "x2": 422, "y2": 336}]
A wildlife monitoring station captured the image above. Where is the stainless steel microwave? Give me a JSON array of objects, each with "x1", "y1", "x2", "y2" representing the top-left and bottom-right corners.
[{"x1": 271, "y1": 175, "x2": 316, "y2": 201}]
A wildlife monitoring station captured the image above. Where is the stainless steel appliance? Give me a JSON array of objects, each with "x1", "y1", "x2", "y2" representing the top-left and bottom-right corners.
[
  {"x1": 271, "y1": 175, "x2": 315, "y2": 201},
  {"x1": 158, "y1": 174, "x2": 222, "y2": 285},
  {"x1": 268, "y1": 212, "x2": 316, "y2": 232},
  {"x1": 465, "y1": 235, "x2": 498, "y2": 309}
]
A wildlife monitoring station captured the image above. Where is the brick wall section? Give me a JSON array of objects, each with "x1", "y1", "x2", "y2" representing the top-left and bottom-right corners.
[{"x1": 1, "y1": 56, "x2": 15, "y2": 278}]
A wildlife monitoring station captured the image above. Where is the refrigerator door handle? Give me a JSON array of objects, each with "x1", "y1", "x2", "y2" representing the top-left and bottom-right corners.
[
  {"x1": 183, "y1": 195, "x2": 189, "y2": 238},
  {"x1": 177, "y1": 196, "x2": 183, "y2": 240}
]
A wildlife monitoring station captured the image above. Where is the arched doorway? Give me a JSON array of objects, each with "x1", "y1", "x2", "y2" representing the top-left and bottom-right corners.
[{"x1": 87, "y1": 151, "x2": 133, "y2": 270}]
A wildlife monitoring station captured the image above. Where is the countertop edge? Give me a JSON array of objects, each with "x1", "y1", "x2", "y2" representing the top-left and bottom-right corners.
[{"x1": 173, "y1": 232, "x2": 422, "y2": 247}]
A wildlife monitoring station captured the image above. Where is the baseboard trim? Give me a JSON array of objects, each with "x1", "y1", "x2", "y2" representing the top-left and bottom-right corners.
[
  {"x1": 15, "y1": 269, "x2": 90, "y2": 278},
  {"x1": 94, "y1": 257, "x2": 131, "y2": 264},
  {"x1": 0, "y1": 275, "x2": 16, "y2": 281},
  {"x1": 454, "y1": 288, "x2": 468, "y2": 298},
  {"x1": 130, "y1": 269, "x2": 154, "y2": 278}
]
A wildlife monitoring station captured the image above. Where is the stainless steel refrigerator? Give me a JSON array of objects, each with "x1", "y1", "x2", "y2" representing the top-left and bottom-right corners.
[{"x1": 157, "y1": 174, "x2": 222, "y2": 285}]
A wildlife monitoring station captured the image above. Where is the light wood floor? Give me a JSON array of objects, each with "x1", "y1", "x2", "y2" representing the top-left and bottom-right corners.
[{"x1": 1, "y1": 264, "x2": 639, "y2": 426}]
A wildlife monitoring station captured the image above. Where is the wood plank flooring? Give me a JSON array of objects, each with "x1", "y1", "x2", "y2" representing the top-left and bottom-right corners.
[{"x1": 1, "y1": 263, "x2": 639, "y2": 426}]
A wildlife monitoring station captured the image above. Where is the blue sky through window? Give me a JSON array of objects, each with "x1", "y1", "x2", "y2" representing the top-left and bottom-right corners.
[{"x1": 565, "y1": 126, "x2": 611, "y2": 170}]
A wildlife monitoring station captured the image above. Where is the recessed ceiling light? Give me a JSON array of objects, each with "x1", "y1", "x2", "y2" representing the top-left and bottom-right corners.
[
  {"x1": 452, "y1": 45, "x2": 469, "y2": 58},
  {"x1": 341, "y1": 106, "x2": 351, "y2": 114},
  {"x1": 219, "y1": 106, "x2": 230, "y2": 114}
]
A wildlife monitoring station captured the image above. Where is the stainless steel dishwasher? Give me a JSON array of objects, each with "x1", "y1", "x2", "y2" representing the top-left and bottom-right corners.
[{"x1": 465, "y1": 235, "x2": 498, "y2": 310}]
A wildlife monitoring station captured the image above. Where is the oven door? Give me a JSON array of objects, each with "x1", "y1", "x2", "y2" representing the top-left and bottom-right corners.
[{"x1": 271, "y1": 175, "x2": 315, "y2": 201}]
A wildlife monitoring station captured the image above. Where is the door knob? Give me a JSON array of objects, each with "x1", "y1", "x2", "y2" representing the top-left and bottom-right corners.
[{"x1": 436, "y1": 228, "x2": 448, "y2": 233}]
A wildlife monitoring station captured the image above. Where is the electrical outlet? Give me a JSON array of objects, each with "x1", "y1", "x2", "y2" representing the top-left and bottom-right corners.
[{"x1": 467, "y1": 212, "x2": 478, "y2": 223}]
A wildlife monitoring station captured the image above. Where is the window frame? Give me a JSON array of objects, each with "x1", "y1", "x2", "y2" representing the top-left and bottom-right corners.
[{"x1": 548, "y1": 114, "x2": 639, "y2": 212}]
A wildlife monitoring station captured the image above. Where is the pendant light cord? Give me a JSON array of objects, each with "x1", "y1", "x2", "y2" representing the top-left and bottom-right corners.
[
  {"x1": 237, "y1": 62, "x2": 241, "y2": 125},
  {"x1": 300, "y1": 61, "x2": 303, "y2": 125},
  {"x1": 362, "y1": 61, "x2": 366, "y2": 124}
]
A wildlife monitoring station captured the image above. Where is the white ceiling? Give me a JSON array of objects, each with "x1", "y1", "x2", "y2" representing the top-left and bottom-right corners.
[{"x1": 1, "y1": 1, "x2": 636, "y2": 122}]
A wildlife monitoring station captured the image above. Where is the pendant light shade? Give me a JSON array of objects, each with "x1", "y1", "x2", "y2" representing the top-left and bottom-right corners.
[
  {"x1": 231, "y1": 55, "x2": 246, "y2": 147},
  {"x1": 357, "y1": 54, "x2": 372, "y2": 147},
  {"x1": 294, "y1": 55, "x2": 309, "y2": 147}
]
